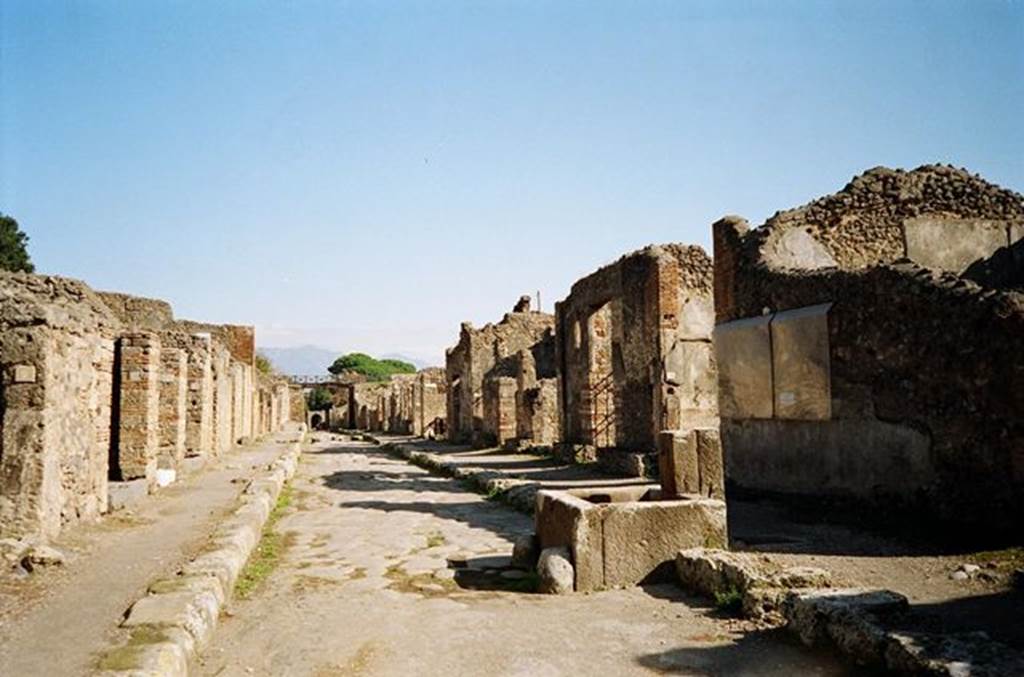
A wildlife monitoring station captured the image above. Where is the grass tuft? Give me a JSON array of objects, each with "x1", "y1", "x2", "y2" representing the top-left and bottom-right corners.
[
  {"x1": 234, "y1": 484, "x2": 294, "y2": 599},
  {"x1": 713, "y1": 586, "x2": 744, "y2": 615}
]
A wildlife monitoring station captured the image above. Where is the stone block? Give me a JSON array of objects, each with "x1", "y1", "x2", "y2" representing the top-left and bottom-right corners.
[
  {"x1": 695, "y1": 428, "x2": 725, "y2": 499},
  {"x1": 771, "y1": 303, "x2": 832, "y2": 420},
  {"x1": 11, "y1": 364, "x2": 36, "y2": 383},
  {"x1": 657, "y1": 430, "x2": 699, "y2": 497},
  {"x1": 675, "y1": 547, "x2": 764, "y2": 598},
  {"x1": 713, "y1": 315, "x2": 773, "y2": 419},
  {"x1": 600, "y1": 497, "x2": 727, "y2": 588},
  {"x1": 123, "y1": 588, "x2": 219, "y2": 648},
  {"x1": 784, "y1": 588, "x2": 909, "y2": 663}
]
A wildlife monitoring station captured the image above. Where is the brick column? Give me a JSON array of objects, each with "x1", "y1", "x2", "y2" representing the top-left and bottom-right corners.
[
  {"x1": 184, "y1": 337, "x2": 214, "y2": 457},
  {"x1": 116, "y1": 332, "x2": 160, "y2": 481},
  {"x1": 157, "y1": 346, "x2": 187, "y2": 469}
]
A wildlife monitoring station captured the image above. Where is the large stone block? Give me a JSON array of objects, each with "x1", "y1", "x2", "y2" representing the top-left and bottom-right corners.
[
  {"x1": 600, "y1": 496, "x2": 727, "y2": 588},
  {"x1": 713, "y1": 315, "x2": 773, "y2": 419},
  {"x1": 658, "y1": 430, "x2": 699, "y2": 497},
  {"x1": 770, "y1": 304, "x2": 831, "y2": 421}
]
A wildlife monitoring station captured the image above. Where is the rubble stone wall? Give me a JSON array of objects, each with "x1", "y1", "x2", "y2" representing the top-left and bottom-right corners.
[
  {"x1": 416, "y1": 369, "x2": 447, "y2": 438},
  {"x1": 0, "y1": 273, "x2": 286, "y2": 543},
  {"x1": 446, "y1": 298, "x2": 555, "y2": 446},
  {"x1": 157, "y1": 346, "x2": 187, "y2": 470},
  {"x1": 712, "y1": 165, "x2": 1024, "y2": 539}
]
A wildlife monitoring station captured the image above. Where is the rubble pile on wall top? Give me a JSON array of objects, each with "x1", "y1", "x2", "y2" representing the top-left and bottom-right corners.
[
  {"x1": 0, "y1": 271, "x2": 120, "y2": 332},
  {"x1": 749, "y1": 164, "x2": 1024, "y2": 269},
  {"x1": 567, "y1": 244, "x2": 713, "y2": 299}
]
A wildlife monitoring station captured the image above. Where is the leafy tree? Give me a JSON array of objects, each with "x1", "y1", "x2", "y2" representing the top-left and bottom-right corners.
[
  {"x1": 0, "y1": 213, "x2": 34, "y2": 273},
  {"x1": 327, "y1": 352, "x2": 416, "y2": 381},
  {"x1": 255, "y1": 353, "x2": 274, "y2": 376},
  {"x1": 306, "y1": 386, "x2": 333, "y2": 411}
]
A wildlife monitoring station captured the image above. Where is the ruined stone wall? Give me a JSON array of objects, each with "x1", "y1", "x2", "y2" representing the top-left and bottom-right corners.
[
  {"x1": 712, "y1": 166, "x2": 1024, "y2": 539},
  {"x1": 555, "y1": 245, "x2": 717, "y2": 461},
  {"x1": 97, "y1": 292, "x2": 174, "y2": 332},
  {"x1": 416, "y1": 368, "x2": 447, "y2": 438},
  {"x1": 515, "y1": 349, "x2": 560, "y2": 449},
  {"x1": 0, "y1": 273, "x2": 271, "y2": 542},
  {"x1": 178, "y1": 335, "x2": 214, "y2": 457},
  {"x1": 289, "y1": 384, "x2": 306, "y2": 424},
  {"x1": 446, "y1": 298, "x2": 555, "y2": 445},
  {"x1": 211, "y1": 343, "x2": 234, "y2": 454},
  {"x1": 482, "y1": 376, "x2": 517, "y2": 447},
  {"x1": 350, "y1": 382, "x2": 389, "y2": 432}
]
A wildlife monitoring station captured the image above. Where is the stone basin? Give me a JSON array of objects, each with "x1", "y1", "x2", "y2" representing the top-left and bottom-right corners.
[{"x1": 535, "y1": 485, "x2": 727, "y2": 592}]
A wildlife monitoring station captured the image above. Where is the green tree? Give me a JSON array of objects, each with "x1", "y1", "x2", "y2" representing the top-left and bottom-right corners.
[
  {"x1": 306, "y1": 386, "x2": 333, "y2": 411},
  {"x1": 255, "y1": 353, "x2": 274, "y2": 376},
  {"x1": 327, "y1": 352, "x2": 416, "y2": 381},
  {"x1": 0, "y1": 213, "x2": 34, "y2": 273}
]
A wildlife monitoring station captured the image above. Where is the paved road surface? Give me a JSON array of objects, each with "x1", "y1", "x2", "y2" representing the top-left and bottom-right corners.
[{"x1": 196, "y1": 436, "x2": 863, "y2": 677}]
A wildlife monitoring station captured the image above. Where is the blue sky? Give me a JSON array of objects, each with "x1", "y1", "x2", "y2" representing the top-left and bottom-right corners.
[{"x1": 2, "y1": 1, "x2": 1021, "y2": 366}]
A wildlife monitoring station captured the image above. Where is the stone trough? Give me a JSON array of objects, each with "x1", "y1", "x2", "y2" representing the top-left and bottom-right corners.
[
  {"x1": 532, "y1": 426, "x2": 728, "y2": 592},
  {"x1": 535, "y1": 486, "x2": 727, "y2": 592}
]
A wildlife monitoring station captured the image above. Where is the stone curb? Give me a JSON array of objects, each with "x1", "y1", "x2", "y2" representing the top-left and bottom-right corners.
[
  {"x1": 94, "y1": 437, "x2": 304, "y2": 676},
  {"x1": 372, "y1": 437, "x2": 540, "y2": 514},
  {"x1": 675, "y1": 548, "x2": 1024, "y2": 675}
]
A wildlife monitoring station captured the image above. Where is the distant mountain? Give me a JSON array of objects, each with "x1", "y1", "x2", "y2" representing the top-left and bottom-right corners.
[{"x1": 258, "y1": 345, "x2": 338, "y2": 377}]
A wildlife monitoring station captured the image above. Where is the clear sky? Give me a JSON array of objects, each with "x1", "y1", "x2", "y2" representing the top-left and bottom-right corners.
[{"x1": 2, "y1": 1, "x2": 1022, "y2": 366}]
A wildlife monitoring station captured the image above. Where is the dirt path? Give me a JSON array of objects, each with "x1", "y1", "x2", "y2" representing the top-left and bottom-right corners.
[
  {"x1": 196, "y1": 437, "x2": 865, "y2": 676},
  {"x1": 0, "y1": 430, "x2": 300, "y2": 676}
]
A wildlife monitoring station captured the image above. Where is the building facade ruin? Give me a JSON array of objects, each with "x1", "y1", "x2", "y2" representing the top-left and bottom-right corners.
[
  {"x1": 712, "y1": 164, "x2": 1024, "y2": 539},
  {"x1": 0, "y1": 272, "x2": 293, "y2": 542},
  {"x1": 554, "y1": 245, "x2": 720, "y2": 478},
  {"x1": 445, "y1": 296, "x2": 556, "y2": 448}
]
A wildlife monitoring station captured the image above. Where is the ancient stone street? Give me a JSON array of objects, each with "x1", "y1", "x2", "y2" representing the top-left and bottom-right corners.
[{"x1": 194, "y1": 435, "x2": 859, "y2": 676}]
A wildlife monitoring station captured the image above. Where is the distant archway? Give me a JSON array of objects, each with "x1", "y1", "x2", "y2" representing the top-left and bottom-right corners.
[{"x1": 310, "y1": 413, "x2": 323, "y2": 429}]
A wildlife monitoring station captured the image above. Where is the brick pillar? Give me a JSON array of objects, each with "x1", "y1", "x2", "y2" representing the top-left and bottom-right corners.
[
  {"x1": 116, "y1": 332, "x2": 160, "y2": 481},
  {"x1": 712, "y1": 216, "x2": 750, "y2": 324},
  {"x1": 157, "y1": 346, "x2": 187, "y2": 470},
  {"x1": 184, "y1": 337, "x2": 214, "y2": 457}
]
